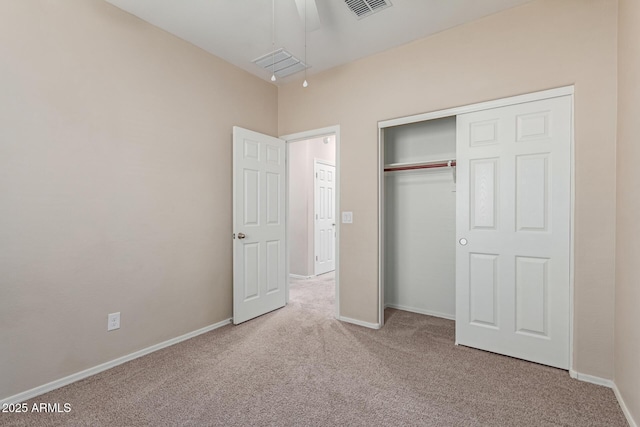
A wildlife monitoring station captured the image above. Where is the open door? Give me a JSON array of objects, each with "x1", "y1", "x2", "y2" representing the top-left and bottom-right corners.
[
  {"x1": 314, "y1": 161, "x2": 336, "y2": 275},
  {"x1": 233, "y1": 126, "x2": 286, "y2": 324},
  {"x1": 455, "y1": 96, "x2": 571, "y2": 369}
]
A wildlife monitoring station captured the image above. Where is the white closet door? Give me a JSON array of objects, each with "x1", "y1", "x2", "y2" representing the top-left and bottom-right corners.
[{"x1": 455, "y1": 96, "x2": 571, "y2": 369}]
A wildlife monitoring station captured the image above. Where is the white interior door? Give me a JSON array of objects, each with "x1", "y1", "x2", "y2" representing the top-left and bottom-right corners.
[
  {"x1": 314, "y1": 161, "x2": 336, "y2": 275},
  {"x1": 455, "y1": 95, "x2": 571, "y2": 369},
  {"x1": 233, "y1": 126, "x2": 286, "y2": 325}
]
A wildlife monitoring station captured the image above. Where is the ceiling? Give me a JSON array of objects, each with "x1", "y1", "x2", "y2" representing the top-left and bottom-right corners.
[{"x1": 105, "y1": 0, "x2": 534, "y2": 84}]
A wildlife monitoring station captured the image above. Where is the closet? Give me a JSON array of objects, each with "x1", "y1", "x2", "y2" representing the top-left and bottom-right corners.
[
  {"x1": 380, "y1": 88, "x2": 574, "y2": 370},
  {"x1": 383, "y1": 116, "x2": 457, "y2": 320}
]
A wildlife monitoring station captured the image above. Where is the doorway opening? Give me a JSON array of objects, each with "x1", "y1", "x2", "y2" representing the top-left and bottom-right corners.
[{"x1": 283, "y1": 126, "x2": 340, "y2": 319}]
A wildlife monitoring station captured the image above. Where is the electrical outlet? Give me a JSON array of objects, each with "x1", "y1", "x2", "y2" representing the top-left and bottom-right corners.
[{"x1": 107, "y1": 312, "x2": 120, "y2": 331}]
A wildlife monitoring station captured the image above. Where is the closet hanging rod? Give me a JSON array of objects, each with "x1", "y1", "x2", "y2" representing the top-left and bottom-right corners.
[{"x1": 384, "y1": 159, "x2": 456, "y2": 172}]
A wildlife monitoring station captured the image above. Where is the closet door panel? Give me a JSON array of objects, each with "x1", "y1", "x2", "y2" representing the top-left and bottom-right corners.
[
  {"x1": 468, "y1": 253, "x2": 499, "y2": 328},
  {"x1": 515, "y1": 256, "x2": 549, "y2": 337},
  {"x1": 470, "y1": 158, "x2": 499, "y2": 230},
  {"x1": 516, "y1": 154, "x2": 549, "y2": 232},
  {"x1": 456, "y1": 95, "x2": 571, "y2": 370}
]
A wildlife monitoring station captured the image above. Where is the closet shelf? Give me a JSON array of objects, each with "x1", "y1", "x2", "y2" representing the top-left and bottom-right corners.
[{"x1": 384, "y1": 159, "x2": 456, "y2": 172}]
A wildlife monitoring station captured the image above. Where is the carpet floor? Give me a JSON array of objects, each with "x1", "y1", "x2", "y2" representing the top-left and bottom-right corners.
[{"x1": 1, "y1": 273, "x2": 627, "y2": 426}]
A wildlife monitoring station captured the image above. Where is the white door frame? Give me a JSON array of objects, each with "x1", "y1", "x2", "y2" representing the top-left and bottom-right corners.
[
  {"x1": 377, "y1": 86, "x2": 575, "y2": 371},
  {"x1": 281, "y1": 125, "x2": 341, "y2": 319},
  {"x1": 314, "y1": 159, "x2": 336, "y2": 276}
]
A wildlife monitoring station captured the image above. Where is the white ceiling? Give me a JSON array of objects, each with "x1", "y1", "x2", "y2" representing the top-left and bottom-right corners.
[{"x1": 105, "y1": 0, "x2": 534, "y2": 84}]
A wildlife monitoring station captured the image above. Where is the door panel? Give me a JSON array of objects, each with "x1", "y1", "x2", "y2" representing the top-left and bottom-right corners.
[
  {"x1": 470, "y1": 159, "x2": 498, "y2": 230},
  {"x1": 266, "y1": 240, "x2": 280, "y2": 294},
  {"x1": 243, "y1": 243, "x2": 260, "y2": 300},
  {"x1": 456, "y1": 96, "x2": 571, "y2": 369},
  {"x1": 244, "y1": 169, "x2": 259, "y2": 226},
  {"x1": 516, "y1": 154, "x2": 549, "y2": 231},
  {"x1": 515, "y1": 256, "x2": 549, "y2": 337},
  {"x1": 266, "y1": 172, "x2": 280, "y2": 225},
  {"x1": 469, "y1": 253, "x2": 499, "y2": 328},
  {"x1": 233, "y1": 127, "x2": 286, "y2": 324}
]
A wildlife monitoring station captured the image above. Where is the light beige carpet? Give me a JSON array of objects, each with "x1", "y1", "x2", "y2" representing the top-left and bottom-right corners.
[{"x1": 1, "y1": 273, "x2": 627, "y2": 426}]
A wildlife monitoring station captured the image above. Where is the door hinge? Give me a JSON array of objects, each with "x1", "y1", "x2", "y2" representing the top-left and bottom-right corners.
[
  {"x1": 233, "y1": 233, "x2": 235, "y2": 239},
  {"x1": 316, "y1": 256, "x2": 318, "y2": 261},
  {"x1": 316, "y1": 172, "x2": 318, "y2": 178}
]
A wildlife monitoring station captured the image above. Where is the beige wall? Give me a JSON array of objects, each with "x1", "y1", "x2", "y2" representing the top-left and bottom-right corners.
[
  {"x1": 616, "y1": 0, "x2": 640, "y2": 422},
  {"x1": 288, "y1": 141, "x2": 310, "y2": 276},
  {"x1": 0, "y1": 0, "x2": 277, "y2": 399},
  {"x1": 289, "y1": 137, "x2": 336, "y2": 276},
  {"x1": 279, "y1": 0, "x2": 618, "y2": 378}
]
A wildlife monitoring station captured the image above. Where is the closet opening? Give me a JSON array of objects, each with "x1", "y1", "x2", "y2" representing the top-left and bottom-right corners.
[{"x1": 382, "y1": 116, "x2": 457, "y2": 321}]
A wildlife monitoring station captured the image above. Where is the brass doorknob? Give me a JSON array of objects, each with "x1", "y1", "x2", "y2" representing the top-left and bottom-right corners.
[{"x1": 238, "y1": 233, "x2": 246, "y2": 239}]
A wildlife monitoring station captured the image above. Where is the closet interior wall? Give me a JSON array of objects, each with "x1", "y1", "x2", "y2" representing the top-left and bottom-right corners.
[{"x1": 384, "y1": 116, "x2": 457, "y2": 319}]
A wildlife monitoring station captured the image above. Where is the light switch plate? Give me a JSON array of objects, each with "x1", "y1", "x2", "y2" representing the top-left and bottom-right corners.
[{"x1": 342, "y1": 211, "x2": 353, "y2": 224}]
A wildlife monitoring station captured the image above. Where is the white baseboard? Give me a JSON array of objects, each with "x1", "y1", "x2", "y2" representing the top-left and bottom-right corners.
[
  {"x1": 289, "y1": 274, "x2": 314, "y2": 279},
  {"x1": 338, "y1": 316, "x2": 381, "y2": 330},
  {"x1": 570, "y1": 369, "x2": 637, "y2": 427},
  {"x1": 613, "y1": 383, "x2": 638, "y2": 427},
  {"x1": 569, "y1": 369, "x2": 614, "y2": 388},
  {"x1": 0, "y1": 318, "x2": 232, "y2": 406},
  {"x1": 385, "y1": 303, "x2": 456, "y2": 321}
]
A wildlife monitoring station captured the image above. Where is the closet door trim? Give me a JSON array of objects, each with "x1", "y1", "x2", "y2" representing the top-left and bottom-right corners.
[{"x1": 378, "y1": 86, "x2": 574, "y2": 129}]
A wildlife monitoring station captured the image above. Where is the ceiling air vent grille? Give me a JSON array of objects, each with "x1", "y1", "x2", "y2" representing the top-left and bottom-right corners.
[
  {"x1": 252, "y1": 48, "x2": 308, "y2": 79},
  {"x1": 345, "y1": 0, "x2": 392, "y2": 19}
]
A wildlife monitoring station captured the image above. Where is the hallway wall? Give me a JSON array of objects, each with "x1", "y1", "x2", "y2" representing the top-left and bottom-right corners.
[{"x1": 289, "y1": 136, "x2": 336, "y2": 277}]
